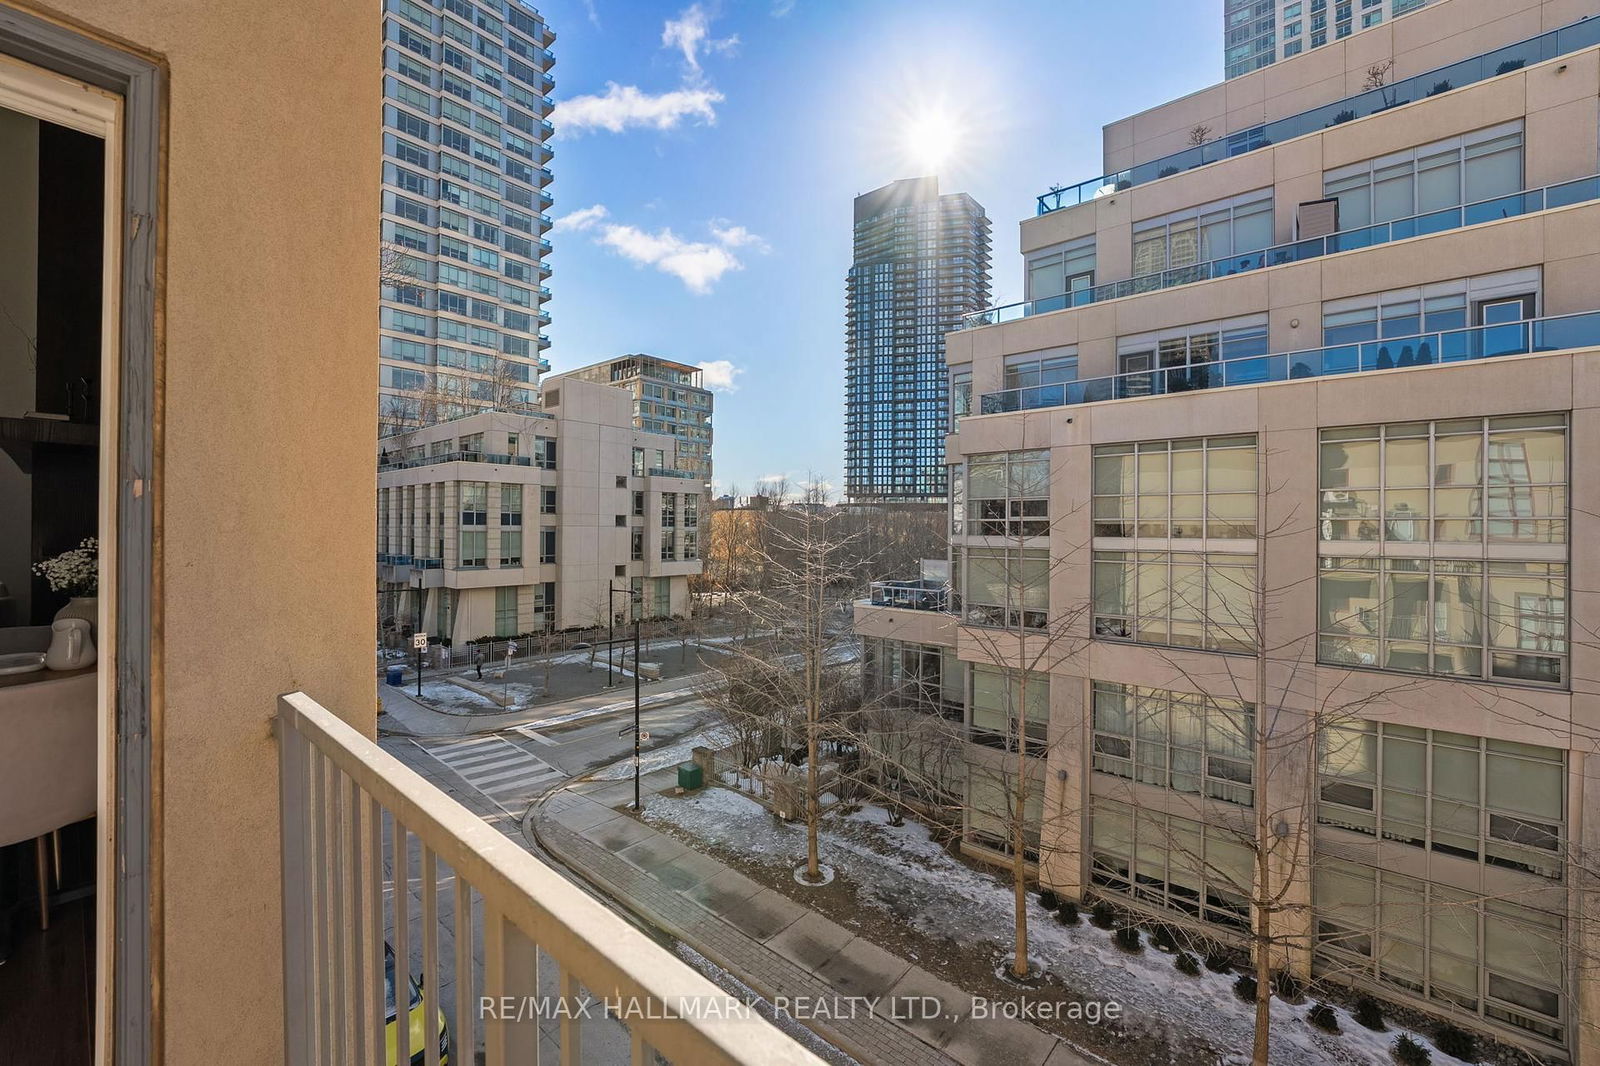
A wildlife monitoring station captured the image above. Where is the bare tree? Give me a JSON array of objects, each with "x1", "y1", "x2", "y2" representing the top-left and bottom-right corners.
[{"x1": 1188, "y1": 124, "x2": 1213, "y2": 147}]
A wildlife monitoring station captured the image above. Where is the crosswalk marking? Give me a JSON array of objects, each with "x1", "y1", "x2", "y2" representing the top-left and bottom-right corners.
[{"x1": 412, "y1": 734, "x2": 564, "y2": 814}]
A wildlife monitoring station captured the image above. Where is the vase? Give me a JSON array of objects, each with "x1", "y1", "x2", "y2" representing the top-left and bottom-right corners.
[{"x1": 55, "y1": 595, "x2": 98, "y2": 638}]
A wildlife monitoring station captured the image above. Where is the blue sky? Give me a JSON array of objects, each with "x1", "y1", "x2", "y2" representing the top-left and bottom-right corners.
[{"x1": 540, "y1": 0, "x2": 1222, "y2": 496}]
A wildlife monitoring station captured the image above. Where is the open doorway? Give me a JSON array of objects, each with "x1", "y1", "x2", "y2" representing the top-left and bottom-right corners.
[{"x1": 0, "y1": 57, "x2": 115, "y2": 1066}]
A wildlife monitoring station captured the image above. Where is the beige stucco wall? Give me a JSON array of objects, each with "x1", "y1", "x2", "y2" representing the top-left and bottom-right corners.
[{"x1": 11, "y1": 1, "x2": 380, "y2": 1062}]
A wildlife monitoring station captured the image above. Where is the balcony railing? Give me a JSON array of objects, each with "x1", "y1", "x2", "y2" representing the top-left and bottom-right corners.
[
  {"x1": 378, "y1": 554, "x2": 443, "y2": 569},
  {"x1": 276, "y1": 692, "x2": 820, "y2": 1066},
  {"x1": 380, "y1": 450, "x2": 543, "y2": 472},
  {"x1": 967, "y1": 176, "x2": 1600, "y2": 329},
  {"x1": 866, "y1": 580, "x2": 949, "y2": 612},
  {"x1": 648, "y1": 467, "x2": 700, "y2": 479},
  {"x1": 976, "y1": 311, "x2": 1600, "y2": 415},
  {"x1": 1035, "y1": 16, "x2": 1600, "y2": 214}
]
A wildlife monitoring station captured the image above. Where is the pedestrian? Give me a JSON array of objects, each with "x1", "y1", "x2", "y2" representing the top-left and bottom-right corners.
[{"x1": 474, "y1": 648, "x2": 483, "y2": 679}]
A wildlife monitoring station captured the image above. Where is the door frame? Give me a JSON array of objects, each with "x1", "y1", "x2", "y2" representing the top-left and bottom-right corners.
[{"x1": 0, "y1": 9, "x2": 159, "y2": 1066}]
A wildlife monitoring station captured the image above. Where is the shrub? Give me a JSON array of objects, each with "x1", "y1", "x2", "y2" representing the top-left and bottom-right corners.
[
  {"x1": 1433, "y1": 1024, "x2": 1477, "y2": 1062},
  {"x1": 1114, "y1": 927, "x2": 1143, "y2": 953},
  {"x1": 1234, "y1": 974, "x2": 1258, "y2": 1003},
  {"x1": 1331, "y1": 109, "x2": 1357, "y2": 125},
  {"x1": 1158, "y1": 166, "x2": 1180, "y2": 178},
  {"x1": 1495, "y1": 59, "x2": 1526, "y2": 75},
  {"x1": 1426, "y1": 79, "x2": 1453, "y2": 96},
  {"x1": 1056, "y1": 901, "x2": 1080, "y2": 926},
  {"x1": 1204, "y1": 950, "x2": 1234, "y2": 974},
  {"x1": 1354, "y1": 997, "x2": 1386, "y2": 1032},
  {"x1": 1151, "y1": 926, "x2": 1180, "y2": 953},
  {"x1": 1038, "y1": 888, "x2": 1059, "y2": 910},
  {"x1": 1393, "y1": 1034, "x2": 1432, "y2": 1066},
  {"x1": 1272, "y1": 971, "x2": 1305, "y2": 1003},
  {"x1": 1174, "y1": 951, "x2": 1201, "y2": 977},
  {"x1": 1090, "y1": 901, "x2": 1117, "y2": 929},
  {"x1": 1308, "y1": 1002, "x2": 1339, "y2": 1033}
]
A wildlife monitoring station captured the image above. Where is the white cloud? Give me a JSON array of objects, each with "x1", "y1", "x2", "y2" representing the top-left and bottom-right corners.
[
  {"x1": 662, "y1": 4, "x2": 739, "y2": 72},
  {"x1": 598, "y1": 225, "x2": 743, "y2": 294},
  {"x1": 582, "y1": 0, "x2": 601, "y2": 27},
  {"x1": 552, "y1": 83, "x2": 724, "y2": 136},
  {"x1": 567, "y1": 207, "x2": 765, "y2": 294},
  {"x1": 552, "y1": 204, "x2": 609, "y2": 232},
  {"x1": 771, "y1": 0, "x2": 796, "y2": 15},
  {"x1": 697, "y1": 359, "x2": 743, "y2": 392},
  {"x1": 708, "y1": 222, "x2": 769, "y2": 252}
]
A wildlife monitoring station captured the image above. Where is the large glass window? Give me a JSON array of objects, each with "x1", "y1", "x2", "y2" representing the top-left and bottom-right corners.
[
  {"x1": 1092, "y1": 682, "x2": 1254, "y2": 805},
  {"x1": 1319, "y1": 417, "x2": 1565, "y2": 545},
  {"x1": 459, "y1": 481, "x2": 487, "y2": 526},
  {"x1": 970, "y1": 666, "x2": 1048, "y2": 751},
  {"x1": 1003, "y1": 349, "x2": 1077, "y2": 391},
  {"x1": 1024, "y1": 237, "x2": 1095, "y2": 305},
  {"x1": 866, "y1": 639, "x2": 964, "y2": 722},
  {"x1": 1132, "y1": 191, "x2": 1273, "y2": 278},
  {"x1": 1093, "y1": 436, "x2": 1256, "y2": 539},
  {"x1": 1093, "y1": 551, "x2": 1257, "y2": 651},
  {"x1": 955, "y1": 547, "x2": 1049, "y2": 629},
  {"x1": 1317, "y1": 722, "x2": 1565, "y2": 878},
  {"x1": 1090, "y1": 799, "x2": 1253, "y2": 930},
  {"x1": 967, "y1": 766, "x2": 1044, "y2": 860},
  {"x1": 495, "y1": 586, "x2": 518, "y2": 637},
  {"x1": 1324, "y1": 122, "x2": 1523, "y2": 229},
  {"x1": 459, "y1": 530, "x2": 487, "y2": 568},
  {"x1": 1314, "y1": 858, "x2": 1565, "y2": 1041},
  {"x1": 499, "y1": 484, "x2": 522, "y2": 526},
  {"x1": 1318, "y1": 416, "x2": 1567, "y2": 685},
  {"x1": 1318, "y1": 557, "x2": 1566, "y2": 684},
  {"x1": 966, "y1": 450, "x2": 1050, "y2": 536}
]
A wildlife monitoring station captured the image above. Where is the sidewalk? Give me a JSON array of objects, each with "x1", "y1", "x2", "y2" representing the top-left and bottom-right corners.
[{"x1": 528, "y1": 774, "x2": 1095, "y2": 1066}]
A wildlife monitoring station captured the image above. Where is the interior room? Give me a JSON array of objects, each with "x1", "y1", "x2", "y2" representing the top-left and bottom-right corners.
[{"x1": 0, "y1": 93, "x2": 106, "y2": 1066}]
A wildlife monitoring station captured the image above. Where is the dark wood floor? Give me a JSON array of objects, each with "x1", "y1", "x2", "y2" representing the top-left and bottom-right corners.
[{"x1": 0, "y1": 832, "x2": 94, "y2": 1066}]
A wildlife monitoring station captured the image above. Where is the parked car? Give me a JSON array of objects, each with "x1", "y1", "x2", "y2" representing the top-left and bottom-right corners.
[{"x1": 386, "y1": 944, "x2": 449, "y2": 1065}]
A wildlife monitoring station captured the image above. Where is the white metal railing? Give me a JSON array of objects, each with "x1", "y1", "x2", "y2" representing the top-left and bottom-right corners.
[{"x1": 276, "y1": 691, "x2": 822, "y2": 1066}]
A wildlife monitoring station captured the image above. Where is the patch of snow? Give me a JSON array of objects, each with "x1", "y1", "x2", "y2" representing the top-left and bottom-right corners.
[
  {"x1": 588, "y1": 728, "x2": 732, "y2": 781},
  {"x1": 649, "y1": 791, "x2": 1473, "y2": 1066}
]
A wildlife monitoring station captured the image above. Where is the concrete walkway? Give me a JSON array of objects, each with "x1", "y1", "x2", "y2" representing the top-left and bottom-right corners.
[{"x1": 528, "y1": 773, "x2": 1096, "y2": 1066}]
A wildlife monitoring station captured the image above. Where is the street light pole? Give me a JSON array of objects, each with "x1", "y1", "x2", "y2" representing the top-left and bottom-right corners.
[
  {"x1": 413, "y1": 572, "x2": 424, "y2": 698},
  {"x1": 606, "y1": 579, "x2": 614, "y2": 688},
  {"x1": 608, "y1": 584, "x2": 643, "y2": 810}
]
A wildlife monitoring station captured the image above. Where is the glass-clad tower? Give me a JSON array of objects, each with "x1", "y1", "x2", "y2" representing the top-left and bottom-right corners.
[
  {"x1": 379, "y1": 0, "x2": 555, "y2": 427},
  {"x1": 1226, "y1": 0, "x2": 1433, "y2": 79},
  {"x1": 844, "y1": 177, "x2": 990, "y2": 502}
]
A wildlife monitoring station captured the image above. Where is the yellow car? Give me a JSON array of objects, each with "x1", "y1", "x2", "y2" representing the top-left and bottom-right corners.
[{"x1": 386, "y1": 944, "x2": 450, "y2": 1066}]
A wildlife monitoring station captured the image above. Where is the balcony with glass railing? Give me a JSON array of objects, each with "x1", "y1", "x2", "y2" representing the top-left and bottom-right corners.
[
  {"x1": 975, "y1": 311, "x2": 1600, "y2": 416},
  {"x1": 378, "y1": 447, "x2": 551, "y2": 472},
  {"x1": 1034, "y1": 16, "x2": 1600, "y2": 215},
  {"x1": 648, "y1": 467, "x2": 700, "y2": 479},
  {"x1": 865, "y1": 579, "x2": 950, "y2": 612},
  {"x1": 965, "y1": 176, "x2": 1600, "y2": 330},
  {"x1": 275, "y1": 691, "x2": 819, "y2": 1066}
]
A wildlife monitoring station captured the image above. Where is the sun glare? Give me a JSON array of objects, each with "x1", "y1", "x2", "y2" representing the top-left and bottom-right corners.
[{"x1": 904, "y1": 108, "x2": 963, "y2": 173}]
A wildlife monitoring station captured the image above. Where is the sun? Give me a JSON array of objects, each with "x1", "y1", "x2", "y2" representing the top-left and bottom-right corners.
[{"x1": 904, "y1": 107, "x2": 963, "y2": 173}]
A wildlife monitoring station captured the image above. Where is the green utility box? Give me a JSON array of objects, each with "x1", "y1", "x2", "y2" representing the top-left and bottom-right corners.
[{"x1": 677, "y1": 762, "x2": 703, "y2": 791}]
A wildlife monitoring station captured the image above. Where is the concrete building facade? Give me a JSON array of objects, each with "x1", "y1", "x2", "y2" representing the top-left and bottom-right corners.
[
  {"x1": 856, "y1": 0, "x2": 1600, "y2": 1058},
  {"x1": 378, "y1": 377, "x2": 702, "y2": 642},
  {"x1": 845, "y1": 177, "x2": 991, "y2": 503},
  {"x1": 551, "y1": 355, "x2": 714, "y2": 487},
  {"x1": 378, "y1": 0, "x2": 555, "y2": 427}
]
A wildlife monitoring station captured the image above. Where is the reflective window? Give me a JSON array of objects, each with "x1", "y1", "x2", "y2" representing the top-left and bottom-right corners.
[
  {"x1": 1092, "y1": 682, "x2": 1254, "y2": 805},
  {"x1": 1093, "y1": 436, "x2": 1256, "y2": 539}
]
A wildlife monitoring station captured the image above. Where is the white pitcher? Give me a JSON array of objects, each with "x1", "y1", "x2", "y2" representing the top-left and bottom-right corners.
[{"x1": 45, "y1": 617, "x2": 96, "y2": 671}]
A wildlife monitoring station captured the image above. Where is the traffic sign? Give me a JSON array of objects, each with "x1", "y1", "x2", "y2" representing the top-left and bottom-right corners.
[
  {"x1": 639, "y1": 732, "x2": 651, "y2": 742},
  {"x1": 412, "y1": 633, "x2": 429, "y2": 650},
  {"x1": 618, "y1": 725, "x2": 635, "y2": 737}
]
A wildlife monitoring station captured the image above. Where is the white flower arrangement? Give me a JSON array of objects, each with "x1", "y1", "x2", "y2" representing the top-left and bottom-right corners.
[{"x1": 33, "y1": 537, "x2": 99, "y2": 597}]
